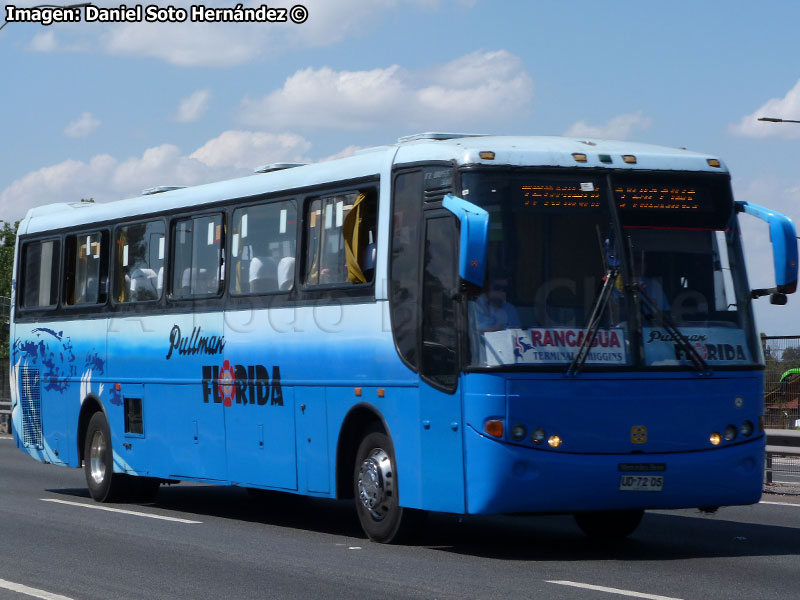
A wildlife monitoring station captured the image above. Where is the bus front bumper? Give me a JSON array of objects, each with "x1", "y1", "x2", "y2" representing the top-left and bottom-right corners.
[{"x1": 463, "y1": 425, "x2": 764, "y2": 515}]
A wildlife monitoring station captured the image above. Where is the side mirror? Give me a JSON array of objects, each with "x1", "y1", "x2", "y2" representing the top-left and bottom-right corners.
[
  {"x1": 736, "y1": 201, "x2": 798, "y2": 296},
  {"x1": 442, "y1": 194, "x2": 489, "y2": 287}
]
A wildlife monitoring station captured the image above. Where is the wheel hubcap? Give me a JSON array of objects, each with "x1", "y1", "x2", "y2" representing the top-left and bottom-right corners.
[
  {"x1": 357, "y1": 448, "x2": 394, "y2": 520},
  {"x1": 89, "y1": 430, "x2": 107, "y2": 486}
]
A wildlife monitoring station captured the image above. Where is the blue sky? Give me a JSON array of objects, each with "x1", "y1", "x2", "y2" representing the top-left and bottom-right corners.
[{"x1": 3, "y1": 0, "x2": 800, "y2": 335}]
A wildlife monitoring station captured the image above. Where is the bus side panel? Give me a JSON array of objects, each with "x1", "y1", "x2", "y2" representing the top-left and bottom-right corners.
[
  {"x1": 223, "y1": 309, "x2": 299, "y2": 491},
  {"x1": 11, "y1": 321, "x2": 107, "y2": 467},
  {"x1": 146, "y1": 383, "x2": 227, "y2": 481},
  {"x1": 327, "y1": 385, "x2": 424, "y2": 508},
  {"x1": 106, "y1": 314, "x2": 228, "y2": 482},
  {"x1": 296, "y1": 387, "x2": 328, "y2": 494},
  {"x1": 418, "y1": 380, "x2": 466, "y2": 514}
]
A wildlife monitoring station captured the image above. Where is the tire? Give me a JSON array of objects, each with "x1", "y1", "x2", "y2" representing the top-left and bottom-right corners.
[
  {"x1": 84, "y1": 412, "x2": 128, "y2": 502},
  {"x1": 353, "y1": 431, "x2": 423, "y2": 543},
  {"x1": 574, "y1": 509, "x2": 644, "y2": 540}
]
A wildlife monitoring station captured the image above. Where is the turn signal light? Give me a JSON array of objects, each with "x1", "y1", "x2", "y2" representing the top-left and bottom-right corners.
[
  {"x1": 572, "y1": 153, "x2": 588, "y2": 162},
  {"x1": 622, "y1": 155, "x2": 637, "y2": 164},
  {"x1": 485, "y1": 420, "x2": 504, "y2": 438},
  {"x1": 707, "y1": 158, "x2": 721, "y2": 168},
  {"x1": 479, "y1": 151, "x2": 495, "y2": 160}
]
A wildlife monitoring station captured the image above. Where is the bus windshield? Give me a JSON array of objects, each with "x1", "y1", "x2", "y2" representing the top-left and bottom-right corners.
[{"x1": 460, "y1": 170, "x2": 759, "y2": 370}]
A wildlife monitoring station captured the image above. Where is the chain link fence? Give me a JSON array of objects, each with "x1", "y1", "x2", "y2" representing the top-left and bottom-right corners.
[{"x1": 762, "y1": 334, "x2": 800, "y2": 429}]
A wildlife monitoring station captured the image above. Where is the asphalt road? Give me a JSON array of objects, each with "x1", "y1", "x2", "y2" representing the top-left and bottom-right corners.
[{"x1": 2, "y1": 436, "x2": 800, "y2": 600}]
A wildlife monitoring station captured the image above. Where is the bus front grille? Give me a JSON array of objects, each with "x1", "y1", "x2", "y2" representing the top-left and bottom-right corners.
[{"x1": 20, "y1": 367, "x2": 43, "y2": 449}]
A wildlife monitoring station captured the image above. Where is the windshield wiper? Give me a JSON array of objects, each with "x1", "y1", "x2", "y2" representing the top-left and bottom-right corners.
[
  {"x1": 637, "y1": 285, "x2": 711, "y2": 375},
  {"x1": 566, "y1": 266, "x2": 619, "y2": 377}
]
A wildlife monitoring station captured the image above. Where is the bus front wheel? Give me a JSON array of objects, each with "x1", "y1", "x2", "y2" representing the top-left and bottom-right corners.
[
  {"x1": 353, "y1": 431, "x2": 422, "y2": 543},
  {"x1": 573, "y1": 509, "x2": 644, "y2": 540},
  {"x1": 84, "y1": 412, "x2": 128, "y2": 503}
]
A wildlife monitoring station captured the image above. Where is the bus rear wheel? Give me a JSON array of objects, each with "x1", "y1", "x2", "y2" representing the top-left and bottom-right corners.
[
  {"x1": 353, "y1": 431, "x2": 422, "y2": 543},
  {"x1": 84, "y1": 412, "x2": 129, "y2": 503},
  {"x1": 574, "y1": 509, "x2": 644, "y2": 540}
]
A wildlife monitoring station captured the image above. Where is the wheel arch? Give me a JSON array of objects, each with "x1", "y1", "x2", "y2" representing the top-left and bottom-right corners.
[
  {"x1": 335, "y1": 402, "x2": 391, "y2": 500},
  {"x1": 77, "y1": 393, "x2": 105, "y2": 465}
]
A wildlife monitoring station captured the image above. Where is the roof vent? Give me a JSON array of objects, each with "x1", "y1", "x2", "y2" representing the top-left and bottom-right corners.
[
  {"x1": 141, "y1": 186, "x2": 186, "y2": 195},
  {"x1": 253, "y1": 162, "x2": 307, "y2": 174},
  {"x1": 397, "y1": 132, "x2": 487, "y2": 143}
]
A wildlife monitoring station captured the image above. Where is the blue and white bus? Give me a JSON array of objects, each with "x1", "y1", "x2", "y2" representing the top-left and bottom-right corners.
[{"x1": 10, "y1": 133, "x2": 798, "y2": 542}]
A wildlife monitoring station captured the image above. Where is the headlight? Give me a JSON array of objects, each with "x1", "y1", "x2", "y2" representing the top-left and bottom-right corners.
[
  {"x1": 710, "y1": 432, "x2": 721, "y2": 446},
  {"x1": 740, "y1": 420, "x2": 754, "y2": 437},
  {"x1": 531, "y1": 428, "x2": 546, "y2": 444},
  {"x1": 724, "y1": 425, "x2": 737, "y2": 442},
  {"x1": 511, "y1": 424, "x2": 526, "y2": 441}
]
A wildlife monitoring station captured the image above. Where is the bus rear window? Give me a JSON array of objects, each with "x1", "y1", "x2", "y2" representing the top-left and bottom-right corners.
[{"x1": 21, "y1": 240, "x2": 60, "y2": 309}]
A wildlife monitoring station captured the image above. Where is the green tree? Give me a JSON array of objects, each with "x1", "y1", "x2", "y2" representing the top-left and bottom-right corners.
[
  {"x1": 0, "y1": 221, "x2": 18, "y2": 358},
  {"x1": 0, "y1": 220, "x2": 18, "y2": 298}
]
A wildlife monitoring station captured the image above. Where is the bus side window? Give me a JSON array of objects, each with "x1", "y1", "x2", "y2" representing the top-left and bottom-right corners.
[
  {"x1": 231, "y1": 200, "x2": 297, "y2": 295},
  {"x1": 64, "y1": 232, "x2": 107, "y2": 306},
  {"x1": 304, "y1": 190, "x2": 377, "y2": 287},
  {"x1": 390, "y1": 171, "x2": 423, "y2": 369},
  {"x1": 170, "y1": 214, "x2": 224, "y2": 298},
  {"x1": 21, "y1": 239, "x2": 60, "y2": 309},
  {"x1": 114, "y1": 220, "x2": 165, "y2": 303},
  {"x1": 421, "y1": 216, "x2": 459, "y2": 389}
]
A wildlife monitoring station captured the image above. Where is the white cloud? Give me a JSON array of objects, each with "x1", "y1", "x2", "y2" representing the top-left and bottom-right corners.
[
  {"x1": 28, "y1": 31, "x2": 58, "y2": 52},
  {"x1": 64, "y1": 112, "x2": 101, "y2": 138},
  {"x1": 0, "y1": 131, "x2": 319, "y2": 220},
  {"x1": 563, "y1": 111, "x2": 652, "y2": 140},
  {"x1": 730, "y1": 79, "x2": 800, "y2": 139},
  {"x1": 190, "y1": 131, "x2": 312, "y2": 169},
  {"x1": 176, "y1": 89, "x2": 211, "y2": 123},
  {"x1": 101, "y1": 22, "x2": 264, "y2": 67},
  {"x1": 239, "y1": 50, "x2": 534, "y2": 131},
  {"x1": 25, "y1": 0, "x2": 471, "y2": 67},
  {"x1": 319, "y1": 145, "x2": 365, "y2": 162}
]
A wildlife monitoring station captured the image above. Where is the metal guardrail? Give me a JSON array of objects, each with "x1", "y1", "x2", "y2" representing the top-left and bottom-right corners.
[
  {"x1": 765, "y1": 428, "x2": 800, "y2": 484},
  {"x1": 0, "y1": 400, "x2": 9, "y2": 434}
]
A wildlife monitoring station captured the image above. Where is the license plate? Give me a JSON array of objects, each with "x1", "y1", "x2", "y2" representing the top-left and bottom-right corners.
[{"x1": 619, "y1": 475, "x2": 664, "y2": 491}]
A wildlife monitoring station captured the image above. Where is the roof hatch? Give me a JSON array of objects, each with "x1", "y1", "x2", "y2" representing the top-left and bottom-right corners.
[
  {"x1": 397, "y1": 132, "x2": 487, "y2": 143},
  {"x1": 253, "y1": 163, "x2": 308, "y2": 174}
]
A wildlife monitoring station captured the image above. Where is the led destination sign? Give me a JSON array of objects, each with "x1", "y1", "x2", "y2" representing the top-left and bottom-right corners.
[
  {"x1": 613, "y1": 177, "x2": 732, "y2": 229},
  {"x1": 519, "y1": 182, "x2": 601, "y2": 211},
  {"x1": 613, "y1": 185, "x2": 710, "y2": 213}
]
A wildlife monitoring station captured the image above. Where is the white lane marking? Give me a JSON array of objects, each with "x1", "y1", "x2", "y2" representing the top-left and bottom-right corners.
[
  {"x1": 760, "y1": 500, "x2": 800, "y2": 508},
  {"x1": 41, "y1": 499, "x2": 202, "y2": 523},
  {"x1": 0, "y1": 577, "x2": 77, "y2": 600},
  {"x1": 546, "y1": 580, "x2": 683, "y2": 600}
]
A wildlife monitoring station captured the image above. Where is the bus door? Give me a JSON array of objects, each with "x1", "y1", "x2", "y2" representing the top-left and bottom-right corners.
[{"x1": 417, "y1": 211, "x2": 466, "y2": 514}]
